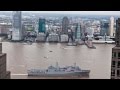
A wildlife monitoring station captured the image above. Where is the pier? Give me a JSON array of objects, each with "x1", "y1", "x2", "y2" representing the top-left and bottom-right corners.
[
  {"x1": 92, "y1": 40, "x2": 115, "y2": 44},
  {"x1": 85, "y1": 40, "x2": 96, "y2": 49}
]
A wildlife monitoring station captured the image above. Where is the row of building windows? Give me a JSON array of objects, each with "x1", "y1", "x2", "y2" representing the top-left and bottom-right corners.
[
  {"x1": 111, "y1": 69, "x2": 120, "y2": 77},
  {"x1": 112, "y1": 61, "x2": 120, "y2": 68},
  {"x1": 111, "y1": 19, "x2": 120, "y2": 79},
  {"x1": 112, "y1": 52, "x2": 120, "y2": 59},
  {"x1": 116, "y1": 31, "x2": 120, "y2": 45}
]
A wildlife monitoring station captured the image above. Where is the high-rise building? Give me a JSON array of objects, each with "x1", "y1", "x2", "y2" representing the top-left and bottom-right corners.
[
  {"x1": 68, "y1": 29, "x2": 73, "y2": 42},
  {"x1": 38, "y1": 19, "x2": 46, "y2": 33},
  {"x1": 100, "y1": 21, "x2": 109, "y2": 36},
  {"x1": 75, "y1": 23, "x2": 81, "y2": 39},
  {"x1": 62, "y1": 16, "x2": 69, "y2": 34},
  {"x1": 12, "y1": 11, "x2": 23, "y2": 41},
  {"x1": 109, "y1": 16, "x2": 115, "y2": 37},
  {"x1": 74, "y1": 23, "x2": 84, "y2": 45},
  {"x1": 0, "y1": 43, "x2": 11, "y2": 79},
  {"x1": 86, "y1": 27, "x2": 94, "y2": 37},
  {"x1": 0, "y1": 23, "x2": 12, "y2": 36},
  {"x1": 111, "y1": 18, "x2": 120, "y2": 79}
]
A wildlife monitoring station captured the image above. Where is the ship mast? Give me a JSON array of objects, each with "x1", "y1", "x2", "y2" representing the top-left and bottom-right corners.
[{"x1": 56, "y1": 62, "x2": 59, "y2": 70}]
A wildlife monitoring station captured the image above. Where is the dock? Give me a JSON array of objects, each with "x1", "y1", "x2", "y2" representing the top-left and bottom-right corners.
[
  {"x1": 67, "y1": 43, "x2": 77, "y2": 46},
  {"x1": 85, "y1": 40, "x2": 96, "y2": 49},
  {"x1": 92, "y1": 40, "x2": 115, "y2": 44}
]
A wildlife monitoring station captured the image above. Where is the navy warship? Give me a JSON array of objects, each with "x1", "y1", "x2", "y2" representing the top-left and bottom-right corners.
[{"x1": 27, "y1": 63, "x2": 90, "y2": 77}]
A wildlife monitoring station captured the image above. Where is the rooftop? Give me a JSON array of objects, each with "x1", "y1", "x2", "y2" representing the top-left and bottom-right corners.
[{"x1": 112, "y1": 46, "x2": 120, "y2": 49}]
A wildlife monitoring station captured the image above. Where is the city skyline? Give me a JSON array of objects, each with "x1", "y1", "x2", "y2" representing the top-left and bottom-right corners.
[
  {"x1": 1, "y1": 11, "x2": 120, "y2": 15},
  {"x1": 0, "y1": 11, "x2": 119, "y2": 79}
]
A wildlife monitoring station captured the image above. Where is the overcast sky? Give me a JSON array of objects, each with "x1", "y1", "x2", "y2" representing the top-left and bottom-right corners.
[
  {"x1": 22, "y1": 11, "x2": 120, "y2": 15},
  {"x1": 1, "y1": 11, "x2": 120, "y2": 15}
]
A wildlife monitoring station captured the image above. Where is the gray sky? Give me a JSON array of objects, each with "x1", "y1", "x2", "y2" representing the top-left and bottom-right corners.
[
  {"x1": 22, "y1": 11, "x2": 120, "y2": 15},
  {"x1": 1, "y1": 11, "x2": 120, "y2": 15}
]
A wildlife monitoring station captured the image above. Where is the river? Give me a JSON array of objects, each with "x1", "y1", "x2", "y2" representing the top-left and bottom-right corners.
[{"x1": 2, "y1": 42, "x2": 115, "y2": 79}]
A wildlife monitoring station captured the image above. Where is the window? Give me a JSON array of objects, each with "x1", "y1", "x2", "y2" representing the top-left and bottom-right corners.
[
  {"x1": 112, "y1": 52, "x2": 116, "y2": 58},
  {"x1": 117, "y1": 70, "x2": 120, "y2": 77},
  {"x1": 112, "y1": 61, "x2": 115, "y2": 67},
  {"x1": 118, "y1": 52, "x2": 120, "y2": 59},
  {"x1": 117, "y1": 41, "x2": 119, "y2": 45},
  {"x1": 111, "y1": 77, "x2": 115, "y2": 79},
  {"x1": 117, "y1": 33, "x2": 119, "y2": 36},
  {"x1": 113, "y1": 52, "x2": 116, "y2": 58},
  {"x1": 111, "y1": 69, "x2": 115, "y2": 76},
  {"x1": 118, "y1": 61, "x2": 120, "y2": 68}
]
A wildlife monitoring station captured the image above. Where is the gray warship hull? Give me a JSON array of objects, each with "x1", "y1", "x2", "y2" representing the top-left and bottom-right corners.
[
  {"x1": 28, "y1": 62, "x2": 90, "y2": 78},
  {"x1": 28, "y1": 70, "x2": 90, "y2": 77}
]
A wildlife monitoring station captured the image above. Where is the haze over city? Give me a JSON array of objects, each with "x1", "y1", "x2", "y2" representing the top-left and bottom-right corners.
[
  {"x1": 1, "y1": 11, "x2": 120, "y2": 15},
  {"x1": 25, "y1": 11, "x2": 120, "y2": 15}
]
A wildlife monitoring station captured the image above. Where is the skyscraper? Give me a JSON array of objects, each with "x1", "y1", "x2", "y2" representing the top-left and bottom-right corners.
[
  {"x1": 111, "y1": 18, "x2": 120, "y2": 79},
  {"x1": 12, "y1": 11, "x2": 23, "y2": 41},
  {"x1": 75, "y1": 23, "x2": 81, "y2": 39},
  {"x1": 38, "y1": 18, "x2": 46, "y2": 33},
  {"x1": 86, "y1": 27, "x2": 94, "y2": 37},
  {"x1": 68, "y1": 29, "x2": 73, "y2": 42},
  {"x1": 109, "y1": 16, "x2": 115, "y2": 37},
  {"x1": 62, "y1": 16, "x2": 69, "y2": 34},
  {"x1": 100, "y1": 21, "x2": 109, "y2": 36}
]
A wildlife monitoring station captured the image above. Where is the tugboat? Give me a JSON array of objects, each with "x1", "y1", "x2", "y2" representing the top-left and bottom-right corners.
[{"x1": 27, "y1": 62, "x2": 90, "y2": 77}]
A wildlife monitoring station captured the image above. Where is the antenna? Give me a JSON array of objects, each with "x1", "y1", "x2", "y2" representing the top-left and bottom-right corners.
[{"x1": 56, "y1": 62, "x2": 59, "y2": 68}]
